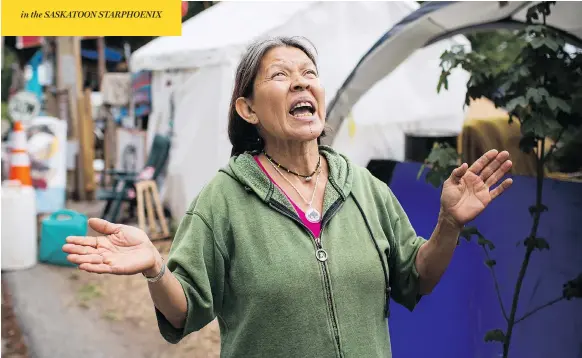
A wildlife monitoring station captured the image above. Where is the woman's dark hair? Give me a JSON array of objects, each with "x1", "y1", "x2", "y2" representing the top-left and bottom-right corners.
[{"x1": 228, "y1": 36, "x2": 325, "y2": 156}]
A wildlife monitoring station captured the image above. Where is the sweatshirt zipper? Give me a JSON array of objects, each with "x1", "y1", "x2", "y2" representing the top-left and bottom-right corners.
[{"x1": 270, "y1": 199, "x2": 344, "y2": 357}]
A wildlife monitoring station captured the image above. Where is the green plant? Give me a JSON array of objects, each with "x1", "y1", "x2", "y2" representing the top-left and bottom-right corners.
[
  {"x1": 420, "y1": 2, "x2": 582, "y2": 357},
  {"x1": 465, "y1": 29, "x2": 527, "y2": 77}
]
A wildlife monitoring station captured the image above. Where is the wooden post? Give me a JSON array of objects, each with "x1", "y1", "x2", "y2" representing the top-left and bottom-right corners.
[
  {"x1": 56, "y1": 36, "x2": 86, "y2": 200},
  {"x1": 123, "y1": 42, "x2": 135, "y2": 128},
  {"x1": 72, "y1": 37, "x2": 86, "y2": 200},
  {"x1": 56, "y1": 38, "x2": 75, "y2": 136},
  {"x1": 82, "y1": 88, "x2": 96, "y2": 198},
  {"x1": 97, "y1": 37, "x2": 106, "y2": 88},
  {"x1": 56, "y1": 37, "x2": 76, "y2": 198},
  {"x1": 41, "y1": 37, "x2": 60, "y2": 118},
  {"x1": 104, "y1": 107, "x2": 116, "y2": 175}
]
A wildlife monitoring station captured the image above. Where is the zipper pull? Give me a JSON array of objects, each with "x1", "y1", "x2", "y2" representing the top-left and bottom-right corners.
[
  {"x1": 315, "y1": 238, "x2": 328, "y2": 262},
  {"x1": 315, "y1": 238, "x2": 322, "y2": 248}
]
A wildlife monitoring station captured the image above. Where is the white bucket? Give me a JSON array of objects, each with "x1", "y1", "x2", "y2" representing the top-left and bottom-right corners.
[{"x1": 1, "y1": 180, "x2": 38, "y2": 270}]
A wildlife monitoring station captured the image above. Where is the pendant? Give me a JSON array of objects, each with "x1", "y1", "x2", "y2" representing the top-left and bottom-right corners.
[
  {"x1": 315, "y1": 248, "x2": 328, "y2": 262},
  {"x1": 305, "y1": 176, "x2": 312, "y2": 182},
  {"x1": 305, "y1": 207, "x2": 321, "y2": 223}
]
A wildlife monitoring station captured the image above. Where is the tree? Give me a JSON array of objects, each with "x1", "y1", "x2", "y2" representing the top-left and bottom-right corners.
[
  {"x1": 465, "y1": 30, "x2": 527, "y2": 76},
  {"x1": 420, "y1": 2, "x2": 582, "y2": 357}
]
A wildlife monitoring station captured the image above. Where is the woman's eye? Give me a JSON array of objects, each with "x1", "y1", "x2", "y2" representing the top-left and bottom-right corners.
[
  {"x1": 305, "y1": 70, "x2": 318, "y2": 77},
  {"x1": 272, "y1": 72, "x2": 285, "y2": 78}
]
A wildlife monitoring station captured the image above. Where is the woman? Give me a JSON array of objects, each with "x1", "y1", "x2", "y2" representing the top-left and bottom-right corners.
[{"x1": 63, "y1": 36, "x2": 513, "y2": 357}]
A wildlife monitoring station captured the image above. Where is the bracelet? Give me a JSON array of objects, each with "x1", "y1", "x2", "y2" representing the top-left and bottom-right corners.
[{"x1": 143, "y1": 258, "x2": 166, "y2": 283}]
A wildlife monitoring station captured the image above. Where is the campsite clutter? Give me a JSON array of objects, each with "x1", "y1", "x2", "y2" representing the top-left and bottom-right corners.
[{"x1": 1, "y1": 37, "x2": 172, "y2": 272}]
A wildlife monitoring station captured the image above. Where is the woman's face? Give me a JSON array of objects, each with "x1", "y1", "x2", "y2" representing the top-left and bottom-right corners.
[{"x1": 243, "y1": 46, "x2": 326, "y2": 144}]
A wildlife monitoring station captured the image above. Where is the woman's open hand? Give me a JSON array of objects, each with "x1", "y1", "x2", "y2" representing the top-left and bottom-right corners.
[
  {"x1": 62, "y1": 218, "x2": 161, "y2": 275},
  {"x1": 440, "y1": 149, "x2": 513, "y2": 227}
]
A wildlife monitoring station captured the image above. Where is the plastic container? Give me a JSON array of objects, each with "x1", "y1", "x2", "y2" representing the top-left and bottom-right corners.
[
  {"x1": 1, "y1": 180, "x2": 38, "y2": 270},
  {"x1": 39, "y1": 209, "x2": 87, "y2": 267}
]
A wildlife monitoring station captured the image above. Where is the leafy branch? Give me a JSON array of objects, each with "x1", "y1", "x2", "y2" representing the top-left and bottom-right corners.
[{"x1": 421, "y1": 2, "x2": 582, "y2": 357}]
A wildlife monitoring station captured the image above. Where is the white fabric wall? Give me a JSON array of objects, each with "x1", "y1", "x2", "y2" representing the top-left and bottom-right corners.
[
  {"x1": 147, "y1": 70, "x2": 197, "y2": 151},
  {"x1": 148, "y1": 64, "x2": 236, "y2": 217}
]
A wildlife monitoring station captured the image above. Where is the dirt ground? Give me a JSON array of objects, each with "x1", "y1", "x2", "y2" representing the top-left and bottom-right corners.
[
  {"x1": 48, "y1": 201, "x2": 221, "y2": 358},
  {"x1": 63, "y1": 240, "x2": 221, "y2": 358},
  {"x1": 2, "y1": 280, "x2": 29, "y2": 358}
]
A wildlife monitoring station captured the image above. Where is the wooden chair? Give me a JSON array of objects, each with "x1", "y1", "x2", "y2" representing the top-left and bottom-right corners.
[{"x1": 135, "y1": 180, "x2": 170, "y2": 240}]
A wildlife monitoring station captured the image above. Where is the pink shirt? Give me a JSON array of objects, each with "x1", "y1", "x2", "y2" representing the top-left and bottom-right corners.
[{"x1": 254, "y1": 156, "x2": 322, "y2": 238}]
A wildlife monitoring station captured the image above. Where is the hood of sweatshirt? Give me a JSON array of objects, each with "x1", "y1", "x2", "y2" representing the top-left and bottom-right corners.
[{"x1": 219, "y1": 145, "x2": 354, "y2": 217}]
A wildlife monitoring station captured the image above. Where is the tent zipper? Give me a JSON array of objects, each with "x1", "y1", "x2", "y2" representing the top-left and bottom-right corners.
[{"x1": 269, "y1": 199, "x2": 344, "y2": 357}]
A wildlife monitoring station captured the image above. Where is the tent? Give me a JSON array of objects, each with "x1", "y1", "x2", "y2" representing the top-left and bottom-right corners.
[
  {"x1": 326, "y1": 1, "x2": 582, "y2": 149},
  {"x1": 130, "y1": 1, "x2": 469, "y2": 217}
]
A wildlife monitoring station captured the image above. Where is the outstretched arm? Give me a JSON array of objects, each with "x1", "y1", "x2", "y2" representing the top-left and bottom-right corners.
[
  {"x1": 64, "y1": 218, "x2": 188, "y2": 329},
  {"x1": 415, "y1": 149, "x2": 513, "y2": 294}
]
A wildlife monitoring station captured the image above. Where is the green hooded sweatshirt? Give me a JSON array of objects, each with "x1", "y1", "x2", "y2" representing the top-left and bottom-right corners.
[{"x1": 156, "y1": 146, "x2": 426, "y2": 357}]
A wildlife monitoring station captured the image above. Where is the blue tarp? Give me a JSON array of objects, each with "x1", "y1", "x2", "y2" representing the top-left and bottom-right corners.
[
  {"x1": 81, "y1": 47, "x2": 123, "y2": 62},
  {"x1": 387, "y1": 161, "x2": 582, "y2": 358}
]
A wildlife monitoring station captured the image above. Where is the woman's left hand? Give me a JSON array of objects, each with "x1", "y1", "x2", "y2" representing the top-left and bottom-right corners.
[{"x1": 440, "y1": 149, "x2": 513, "y2": 227}]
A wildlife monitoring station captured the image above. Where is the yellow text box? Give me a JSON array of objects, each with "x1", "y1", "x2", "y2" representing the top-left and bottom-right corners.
[{"x1": 2, "y1": 0, "x2": 181, "y2": 36}]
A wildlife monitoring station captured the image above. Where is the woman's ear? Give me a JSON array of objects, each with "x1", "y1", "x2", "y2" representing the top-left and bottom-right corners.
[{"x1": 235, "y1": 97, "x2": 258, "y2": 124}]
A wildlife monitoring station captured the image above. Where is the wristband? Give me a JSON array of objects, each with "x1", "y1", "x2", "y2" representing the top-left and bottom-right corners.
[{"x1": 143, "y1": 258, "x2": 166, "y2": 283}]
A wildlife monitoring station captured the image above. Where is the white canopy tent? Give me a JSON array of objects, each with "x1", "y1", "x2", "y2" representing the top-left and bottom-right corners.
[
  {"x1": 326, "y1": 1, "x2": 582, "y2": 154},
  {"x1": 130, "y1": 1, "x2": 470, "y2": 217},
  {"x1": 329, "y1": 34, "x2": 470, "y2": 167}
]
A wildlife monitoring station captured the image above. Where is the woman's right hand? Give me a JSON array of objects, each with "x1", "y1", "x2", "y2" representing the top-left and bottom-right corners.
[{"x1": 63, "y1": 218, "x2": 162, "y2": 276}]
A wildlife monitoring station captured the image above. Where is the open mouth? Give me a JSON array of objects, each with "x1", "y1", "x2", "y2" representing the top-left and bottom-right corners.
[{"x1": 289, "y1": 101, "x2": 316, "y2": 118}]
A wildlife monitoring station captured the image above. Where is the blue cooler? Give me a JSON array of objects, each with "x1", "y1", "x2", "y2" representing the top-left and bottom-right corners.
[{"x1": 39, "y1": 210, "x2": 88, "y2": 266}]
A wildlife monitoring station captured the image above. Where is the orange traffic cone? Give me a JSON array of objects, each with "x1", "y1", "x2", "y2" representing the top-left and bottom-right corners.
[{"x1": 8, "y1": 121, "x2": 32, "y2": 187}]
